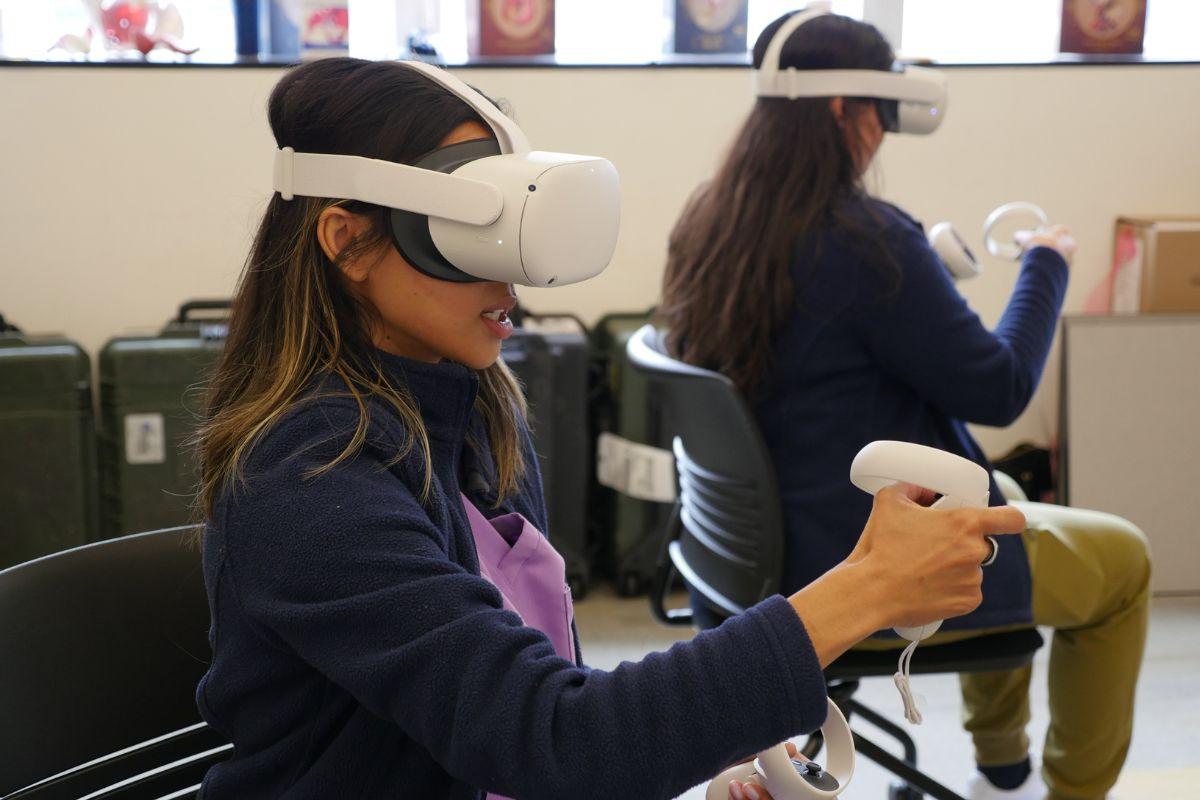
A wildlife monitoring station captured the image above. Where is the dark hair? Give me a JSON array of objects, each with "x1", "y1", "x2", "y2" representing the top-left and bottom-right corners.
[
  {"x1": 197, "y1": 58, "x2": 527, "y2": 517},
  {"x1": 660, "y1": 12, "x2": 898, "y2": 395}
]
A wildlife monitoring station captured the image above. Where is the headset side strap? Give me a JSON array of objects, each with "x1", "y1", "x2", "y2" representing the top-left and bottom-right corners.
[
  {"x1": 274, "y1": 147, "x2": 295, "y2": 201},
  {"x1": 755, "y1": 67, "x2": 944, "y2": 103},
  {"x1": 272, "y1": 149, "x2": 504, "y2": 226}
]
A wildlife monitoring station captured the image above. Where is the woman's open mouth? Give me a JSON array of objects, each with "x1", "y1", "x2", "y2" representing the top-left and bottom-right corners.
[{"x1": 481, "y1": 307, "x2": 514, "y2": 340}]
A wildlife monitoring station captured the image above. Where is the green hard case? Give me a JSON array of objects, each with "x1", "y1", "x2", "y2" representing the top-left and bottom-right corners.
[
  {"x1": 97, "y1": 301, "x2": 229, "y2": 538},
  {"x1": 0, "y1": 319, "x2": 98, "y2": 568},
  {"x1": 590, "y1": 310, "x2": 674, "y2": 596}
]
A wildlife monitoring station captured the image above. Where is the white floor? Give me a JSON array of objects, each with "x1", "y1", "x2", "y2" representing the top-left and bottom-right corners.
[{"x1": 573, "y1": 588, "x2": 1200, "y2": 800}]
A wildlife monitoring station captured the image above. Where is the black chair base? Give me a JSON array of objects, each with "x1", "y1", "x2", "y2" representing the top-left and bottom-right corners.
[{"x1": 801, "y1": 630, "x2": 1044, "y2": 800}]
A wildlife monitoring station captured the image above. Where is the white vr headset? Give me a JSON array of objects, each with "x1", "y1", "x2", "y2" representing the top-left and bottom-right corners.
[
  {"x1": 271, "y1": 60, "x2": 621, "y2": 287},
  {"x1": 754, "y1": 2, "x2": 948, "y2": 135}
]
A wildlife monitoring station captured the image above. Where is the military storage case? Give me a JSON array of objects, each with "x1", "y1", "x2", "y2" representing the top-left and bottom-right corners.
[
  {"x1": 502, "y1": 318, "x2": 594, "y2": 598},
  {"x1": 591, "y1": 310, "x2": 674, "y2": 596},
  {"x1": 98, "y1": 301, "x2": 229, "y2": 538},
  {"x1": 0, "y1": 319, "x2": 98, "y2": 568}
]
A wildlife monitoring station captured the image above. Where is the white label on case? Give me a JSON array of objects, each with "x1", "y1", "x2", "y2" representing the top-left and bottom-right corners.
[
  {"x1": 596, "y1": 432, "x2": 677, "y2": 503},
  {"x1": 125, "y1": 413, "x2": 166, "y2": 465}
]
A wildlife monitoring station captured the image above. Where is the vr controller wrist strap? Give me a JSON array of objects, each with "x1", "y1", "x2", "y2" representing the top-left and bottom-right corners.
[{"x1": 893, "y1": 639, "x2": 923, "y2": 725}]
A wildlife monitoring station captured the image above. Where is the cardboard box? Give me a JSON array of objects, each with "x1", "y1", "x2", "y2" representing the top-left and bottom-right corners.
[{"x1": 1111, "y1": 216, "x2": 1200, "y2": 313}]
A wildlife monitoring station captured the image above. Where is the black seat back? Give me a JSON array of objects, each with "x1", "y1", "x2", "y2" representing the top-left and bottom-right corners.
[
  {"x1": 625, "y1": 325, "x2": 785, "y2": 617},
  {"x1": 0, "y1": 526, "x2": 227, "y2": 798}
]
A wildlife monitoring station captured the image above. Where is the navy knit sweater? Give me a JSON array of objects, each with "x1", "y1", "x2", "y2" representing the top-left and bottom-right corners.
[
  {"x1": 755, "y1": 198, "x2": 1068, "y2": 631},
  {"x1": 197, "y1": 353, "x2": 828, "y2": 799}
]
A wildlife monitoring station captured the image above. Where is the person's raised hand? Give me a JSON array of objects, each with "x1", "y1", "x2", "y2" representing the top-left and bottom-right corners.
[{"x1": 1016, "y1": 224, "x2": 1076, "y2": 265}]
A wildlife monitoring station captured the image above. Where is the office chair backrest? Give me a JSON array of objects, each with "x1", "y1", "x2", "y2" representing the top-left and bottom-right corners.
[
  {"x1": 0, "y1": 526, "x2": 227, "y2": 798},
  {"x1": 625, "y1": 325, "x2": 785, "y2": 617}
]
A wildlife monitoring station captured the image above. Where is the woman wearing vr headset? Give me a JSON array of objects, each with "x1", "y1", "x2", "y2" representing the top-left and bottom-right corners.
[
  {"x1": 192, "y1": 57, "x2": 1025, "y2": 799},
  {"x1": 662, "y1": 9, "x2": 1148, "y2": 800}
]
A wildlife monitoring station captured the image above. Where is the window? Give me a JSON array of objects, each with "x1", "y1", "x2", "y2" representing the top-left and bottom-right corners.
[
  {"x1": 900, "y1": 0, "x2": 1200, "y2": 64},
  {"x1": 749, "y1": 0, "x2": 865, "y2": 46},
  {"x1": 1, "y1": 0, "x2": 1195, "y2": 64},
  {"x1": 0, "y1": 0, "x2": 234, "y2": 60},
  {"x1": 423, "y1": 0, "x2": 866, "y2": 65},
  {"x1": 901, "y1": 0, "x2": 1060, "y2": 63}
]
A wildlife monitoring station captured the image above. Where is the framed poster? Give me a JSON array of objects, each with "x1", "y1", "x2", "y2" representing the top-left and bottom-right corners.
[
  {"x1": 674, "y1": 0, "x2": 747, "y2": 55},
  {"x1": 476, "y1": 0, "x2": 555, "y2": 56},
  {"x1": 1060, "y1": 0, "x2": 1147, "y2": 55}
]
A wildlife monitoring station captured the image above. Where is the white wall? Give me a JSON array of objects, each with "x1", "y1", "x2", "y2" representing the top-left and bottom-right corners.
[{"x1": 2, "y1": 63, "x2": 1198, "y2": 456}]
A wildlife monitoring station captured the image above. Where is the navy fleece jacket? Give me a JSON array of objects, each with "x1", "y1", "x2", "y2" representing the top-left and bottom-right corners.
[
  {"x1": 197, "y1": 353, "x2": 828, "y2": 799},
  {"x1": 755, "y1": 197, "x2": 1068, "y2": 631}
]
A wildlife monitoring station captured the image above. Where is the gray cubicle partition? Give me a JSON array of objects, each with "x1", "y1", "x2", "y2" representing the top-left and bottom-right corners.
[{"x1": 1061, "y1": 314, "x2": 1200, "y2": 594}]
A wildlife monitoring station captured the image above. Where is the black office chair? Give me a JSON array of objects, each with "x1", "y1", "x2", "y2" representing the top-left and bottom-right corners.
[
  {"x1": 0, "y1": 526, "x2": 229, "y2": 799},
  {"x1": 626, "y1": 325, "x2": 1044, "y2": 800}
]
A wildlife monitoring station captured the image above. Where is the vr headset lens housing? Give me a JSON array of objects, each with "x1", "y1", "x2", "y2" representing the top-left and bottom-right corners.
[{"x1": 424, "y1": 149, "x2": 621, "y2": 287}]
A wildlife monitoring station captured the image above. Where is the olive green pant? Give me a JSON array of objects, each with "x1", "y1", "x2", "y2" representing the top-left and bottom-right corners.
[
  {"x1": 962, "y1": 502, "x2": 1150, "y2": 800},
  {"x1": 858, "y1": 502, "x2": 1151, "y2": 800}
]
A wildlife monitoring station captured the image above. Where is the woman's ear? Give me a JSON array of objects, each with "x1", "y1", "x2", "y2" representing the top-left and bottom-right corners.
[
  {"x1": 316, "y1": 206, "x2": 372, "y2": 282},
  {"x1": 829, "y1": 96, "x2": 846, "y2": 125}
]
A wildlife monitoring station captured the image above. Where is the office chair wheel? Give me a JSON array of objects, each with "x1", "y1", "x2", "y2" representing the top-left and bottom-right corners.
[{"x1": 888, "y1": 781, "x2": 923, "y2": 800}]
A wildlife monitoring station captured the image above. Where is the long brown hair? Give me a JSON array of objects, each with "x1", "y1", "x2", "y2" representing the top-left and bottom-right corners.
[
  {"x1": 196, "y1": 58, "x2": 526, "y2": 518},
  {"x1": 661, "y1": 11, "x2": 898, "y2": 395}
]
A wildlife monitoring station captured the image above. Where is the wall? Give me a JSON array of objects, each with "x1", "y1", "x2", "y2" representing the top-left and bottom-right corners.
[{"x1": 2, "y1": 63, "x2": 1198, "y2": 456}]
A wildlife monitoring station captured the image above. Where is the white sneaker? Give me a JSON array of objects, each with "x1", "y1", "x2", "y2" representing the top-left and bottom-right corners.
[{"x1": 965, "y1": 768, "x2": 1045, "y2": 800}]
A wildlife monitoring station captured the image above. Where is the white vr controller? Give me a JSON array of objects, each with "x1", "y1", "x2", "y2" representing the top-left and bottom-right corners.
[
  {"x1": 852, "y1": 441, "x2": 996, "y2": 727},
  {"x1": 929, "y1": 201, "x2": 1051, "y2": 281},
  {"x1": 705, "y1": 699, "x2": 854, "y2": 800},
  {"x1": 850, "y1": 440, "x2": 994, "y2": 641},
  {"x1": 705, "y1": 441, "x2": 993, "y2": 799}
]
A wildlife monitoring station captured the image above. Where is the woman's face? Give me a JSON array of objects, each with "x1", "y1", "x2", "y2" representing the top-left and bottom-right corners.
[{"x1": 335, "y1": 121, "x2": 518, "y2": 370}]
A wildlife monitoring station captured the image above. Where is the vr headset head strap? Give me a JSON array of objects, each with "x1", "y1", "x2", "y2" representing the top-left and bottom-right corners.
[
  {"x1": 755, "y1": 2, "x2": 833, "y2": 96},
  {"x1": 272, "y1": 61, "x2": 529, "y2": 223},
  {"x1": 401, "y1": 59, "x2": 531, "y2": 155}
]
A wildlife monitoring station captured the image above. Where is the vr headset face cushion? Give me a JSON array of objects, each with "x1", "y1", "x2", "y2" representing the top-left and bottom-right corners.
[
  {"x1": 874, "y1": 98, "x2": 900, "y2": 133},
  {"x1": 388, "y1": 137, "x2": 504, "y2": 283}
]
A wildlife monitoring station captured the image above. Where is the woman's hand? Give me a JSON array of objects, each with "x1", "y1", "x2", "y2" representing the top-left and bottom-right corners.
[
  {"x1": 1016, "y1": 223, "x2": 1076, "y2": 265},
  {"x1": 725, "y1": 742, "x2": 798, "y2": 800},
  {"x1": 787, "y1": 485, "x2": 1026, "y2": 666},
  {"x1": 845, "y1": 485, "x2": 1026, "y2": 631}
]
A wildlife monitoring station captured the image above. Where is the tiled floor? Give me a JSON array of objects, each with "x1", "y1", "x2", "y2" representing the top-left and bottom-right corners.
[{"x1": 574, "y1": 589, "x2": 1200, "y2": 799}]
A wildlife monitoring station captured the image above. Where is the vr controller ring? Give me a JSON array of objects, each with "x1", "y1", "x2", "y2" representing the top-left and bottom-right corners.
[{"x1": 983, "y1": 201, "x2": 1049, "y2": 261}]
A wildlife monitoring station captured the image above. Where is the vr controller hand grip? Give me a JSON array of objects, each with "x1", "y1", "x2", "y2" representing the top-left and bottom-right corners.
[
  {"x1": 849, "y1": 441, "x2": 991, "y2": 642},
  {"x1": 929, "y1": 222, "x2": 980, "y2": 281},
  {"x1": 705, "y1": 699, "x2": 854, "y2": 800}
]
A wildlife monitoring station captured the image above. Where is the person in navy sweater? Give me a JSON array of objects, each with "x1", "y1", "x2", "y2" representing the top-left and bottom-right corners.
[
  {"x1": 661, "y1": 12, "x2": 1149, "y2": 800},
  {"x1": 192, "y1": 58, "x2": 1025, "y2": 800}
]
